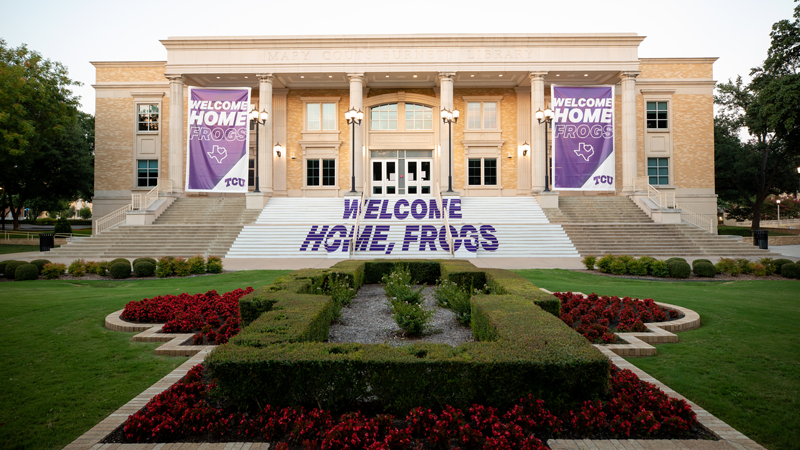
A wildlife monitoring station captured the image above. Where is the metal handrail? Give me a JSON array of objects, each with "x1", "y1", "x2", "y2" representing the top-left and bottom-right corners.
[
  {"x1": 675, "y1": 202, "x2": 714, "y2": 234},
  {"x1": 435, "y1": 180, "x2": 455, "y2": 257},
  {"x1": 633, "y1": 176, "x2": 675, "y2": 209},
  {"x1": 349, "y1": 181, "x2": 368, "y2": 256},
  {"x1": 94, "y1": 204, "x2": 132, "y2": 236},
  {"x1": 1, "y1": 231, "x2": 80, "y2": 241},
  {"x1": 132, "y1": 179, "x2": 173, "y2": 210}
]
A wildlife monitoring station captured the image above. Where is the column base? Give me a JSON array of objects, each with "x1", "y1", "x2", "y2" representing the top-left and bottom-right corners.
[
  {"x1": 442, "y1": 190, "x2": 461, "y2": 197},
  {"x1": 534, "y1": 191, "x2": 559, "y2": 209},
  {"x1": 344, "y1": 190, "x2": 362, "y2": 197},
  {"x1": 246, "y1": 193, "x2": 270, "y2": 210}
]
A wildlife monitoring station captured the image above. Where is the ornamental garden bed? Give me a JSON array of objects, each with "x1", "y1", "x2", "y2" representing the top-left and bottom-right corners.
[
  {"x1": 582, "y1": 254, "x2": 800, "y2": 280},
  {"x1": 104, "y1": 260, "x2": 716, "y2": 447}
]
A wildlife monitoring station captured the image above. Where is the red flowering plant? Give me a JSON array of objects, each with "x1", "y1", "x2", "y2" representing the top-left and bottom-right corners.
[
  {"x1": 554, "y1": 292, "x2": 680, "y2": 344},
  {"x1": 120, "y1": 287, "x2": 254, "y2": 345},
  {"x1": 121, "y1": 363, "x2": 699, "y2": 446}
]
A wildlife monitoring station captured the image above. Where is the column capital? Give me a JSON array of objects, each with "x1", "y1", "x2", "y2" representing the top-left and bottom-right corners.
[
  {"x1": 256, "y1": 73, "x2": 274, "y2": 83},
  {"x1": 620, "y1": 71, "x2": 641, "y2": 81},
  {"x1": 438, "y1": 72, "x2": 456, "y2": 82},
  {"x1": 165, "y1": 74, "x2": 184, "y2": 83},
  {"x1": 347, "y1": 73, "x2": 365, "y2": 82},
  {"x1": 529, "y1": 71, "x2": 548, "y2": 82}
]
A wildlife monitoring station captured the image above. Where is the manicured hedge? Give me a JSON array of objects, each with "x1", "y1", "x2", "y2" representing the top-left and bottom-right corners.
[
  {"x1": 29, "y1": 259, "x2": 51, "y2": 273},
  {"x1": 363, "y1": 260, "x2": 440, "y2": 284},
  {"x1": 14, "y1": 263, "x2": 39, "y2": 281},
  {"x1": 210, "y1": 261, "x2": 605, "y2": 413},
  {"x1": 483, "y1": 268, "x2": 561, "y2": 316},
  {"x1": 4, "y1": 261, "x2": 26, "y2": 279}
]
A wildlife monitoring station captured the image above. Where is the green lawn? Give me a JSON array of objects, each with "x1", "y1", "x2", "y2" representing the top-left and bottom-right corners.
[
  {"x1": 0, "y1": 270, "x2": 290, "y2": 450},
  {"x1": 718, "y1": 225, "x2": 795, "y2": 237},
  {"x1": 0, "y1": 245, "x2": 43, "y2": 254},
  {"x1": 516, "y1": 269, "x2": 799, "y2": 450}
]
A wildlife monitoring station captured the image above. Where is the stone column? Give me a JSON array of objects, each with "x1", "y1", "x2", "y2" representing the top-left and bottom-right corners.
[
  {"x1": 348, "y1": 73, "x2": 365, "y2": 191},
  {"x1": 257, "y1": 74, "x2": 274, "y2": 195},
  {"x1": 530, "y1": 71, "x2": 547, "y2": 193},
  {"x1": 439, "y1": 72, "x2": 455, "y2": 193},
  {"x1": 621, "y1": 71, "x2": 640, "y2": 194},
  {"x1": 166, "y1": 74, "x2": 184, "y2": 193}
]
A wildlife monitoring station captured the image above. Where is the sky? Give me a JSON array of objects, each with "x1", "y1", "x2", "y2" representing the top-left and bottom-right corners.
[{"x1": 1, "y1": 0, "x2": 796, "y2": 115}]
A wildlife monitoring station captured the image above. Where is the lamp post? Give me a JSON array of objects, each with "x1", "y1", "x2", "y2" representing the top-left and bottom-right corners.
[
  {"x1": 345, "y1": 107, "x2": 363, "y2": 193},
  {"x1": 248, "y1": 107, "x2": 268, "y2": 193},
  {"x1": 777, "y1": 199, "x2": 781, "y2": 228},
  {"x1": 535, "y1": 107, "x2": 555, "y2": 192},
  {"x1": 441, "y1": 108, "x2": 459, "y2": 193}
]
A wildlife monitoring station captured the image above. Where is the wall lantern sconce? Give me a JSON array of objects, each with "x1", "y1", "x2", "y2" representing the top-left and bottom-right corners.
[
  {"x1": 274, "y1": 143, "x2": 282, "y2": 157},
  {"x1": 521, "y1": 142, "x2": 530, "y2": 156}
]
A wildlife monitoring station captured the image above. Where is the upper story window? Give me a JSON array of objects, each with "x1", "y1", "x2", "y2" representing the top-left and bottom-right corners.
[
  {"x1": 405, "y1": 104, "x2": 433, "y2": 130},
  {"x1": 306, "y1": 102, "x2": 336, "y2": 131},
  {"x1": 466, "y1": 101, "x2": 497, "y2": 130},
  {"x1": 646, "y1": 102, "x2": 668, "y2": 129},
  {"x1": 371, "y1": 104, "x2": 398, "y2": 130},
  {"x1": 137, "y1": 104, "x2": 159, "y2": 132}
]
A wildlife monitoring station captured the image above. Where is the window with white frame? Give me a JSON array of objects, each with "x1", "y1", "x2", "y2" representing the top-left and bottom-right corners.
[
  {"x1": 647, "y1": 157, "x2": 669, "y2": 185},
  {"x1": 646, "y1": 102, "x2": 668, "y2": 129},
  {"x1": 467, "y1": 158, "x2": 498, "y2": 186},
  {"x1": 370, "y1": 103, "x2": 398, "y2": 130},
  {"x1": 137, "y1": 160, "x2": 158, "y2": 187},
  {"x1": 466, "y1": 101, "x2": 498, "y2": 130},
  {"x1": 137, "y1": 104, "x2": 159, "y2": 132},
  {"x1": 405, "y1": 103, "x2": 433, "y2": 130},
  {"x1": 306, "y1": 102, "x2": 337, "y2": 131},
  {"x1": 306, "y1": 159, "x2": 336, "y2": 187}
]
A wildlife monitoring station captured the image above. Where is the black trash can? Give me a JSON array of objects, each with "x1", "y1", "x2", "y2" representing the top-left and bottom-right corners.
[
  {"x1": 39, "y1": 233, "x2": 55, "y2": 252},
  {"x1": 752, "y1": 230, "x2": 769, "y2": 250}
]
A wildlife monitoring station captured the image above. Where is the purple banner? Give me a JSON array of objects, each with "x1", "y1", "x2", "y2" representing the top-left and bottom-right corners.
[
  {"x1": 185, "y1": 87, "x2": 251, "y2": 192},
  {"x1": 551, "y1": 86, "x2": 615, "y2": 190}
]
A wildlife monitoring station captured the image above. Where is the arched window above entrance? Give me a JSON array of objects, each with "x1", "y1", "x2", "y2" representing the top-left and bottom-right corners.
[
  {"x1": 370, "y1": 103, "x2": 398, "y2": 130},
  {"x1": 405, "y1": 104, "x2": 433, "y2": 130}
]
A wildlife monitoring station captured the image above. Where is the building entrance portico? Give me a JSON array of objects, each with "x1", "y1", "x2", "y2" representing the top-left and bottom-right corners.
[{"x1": 370, "y1": 151, "x2": 433, "y2": 197}]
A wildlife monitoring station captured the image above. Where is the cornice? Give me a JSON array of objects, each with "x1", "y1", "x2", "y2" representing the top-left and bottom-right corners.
[
  {"x1": 91, "y1": 61, "x2": 166, "y2": 68},
  {"x1": 639, "y1": 57, "x2": 719, "y2": 64}
]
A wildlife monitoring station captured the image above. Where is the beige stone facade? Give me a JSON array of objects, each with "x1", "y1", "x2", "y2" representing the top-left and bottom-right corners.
[{"x1": 91, "y1": 34, "x2": 718, "y2": 226}]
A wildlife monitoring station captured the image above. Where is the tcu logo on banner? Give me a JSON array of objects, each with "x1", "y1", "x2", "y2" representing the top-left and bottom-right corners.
[
  {"x1": 551, "y1": 86, "x2": 615, "y2": 191},
  {"x1": 185, "y1": 87, "x2": 251, "y2": 192}
]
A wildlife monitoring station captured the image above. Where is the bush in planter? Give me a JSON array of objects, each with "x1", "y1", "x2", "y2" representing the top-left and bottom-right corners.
[
  {"x1": 582, "y1": 255, "x2": 597, "y2": 270},
  {"x1": 206, "y1": 256, "x2": 223, "y2": 274},
  {"x1": 596, "y1": 254, "x2": 615, "y2": 273},
  {"x1": 173, "y1": 257, "x2": 191, "y2": 277},
  {"x1": 91, "y1": 261, "x2": 110, "y2": 276},
  {"x1": 638, "y1": 255, "x2": 656, "y2": 270},
  {"x1": 109, "y1": 261, "x2": 131, "y2": 279},
  {"x1": 693, "y1": 261, "x2": 716, "y2": 278},
  {"x1": 773, "y1": 258, "x2": 793, "y2": 272},
  {"x1": 667, "y1": 257, "x2": 687, "y2": 265},
  {"x1": 29, "y1": 259, "x2": 51, "y2": 273},
  {"x1": 750, "y1": 262, "x2": 767, "y2": 277},
  {"x1": 4, "y1": 261, "x2": 25, "y2": 279},
  {"x1": 156, "y1": 257, "x2": 175, "y2": 278},
  {"x1": 609, "y1": 258, "x2": 627, "y2": 275},
  {"x1": 626, "y1": 259, "x2": 648, "y2": 276},
  {"x1": 649, "y1": 259, "x2": 670, "y2": 278},
  {"x1": 757, "y1": 257, "x2": 777, "y2": 275},
  {"x1": 391, "y1": 301, "x2": 433, "y2": 335},
  {"x1": 780, "y1": 262, "x2": 800, "y2": 279},
  {"x1": 188, "y1": 255, "x2": 205, "y2": 274},
  {"x1": 53, "y1": 218, "x2": 72, "y2": 234},
  {"x1": 14, "y1": 263, "x2": 39, "y2": 281},
  {"x1": 42, "y1": 263, "x2": 67, "y2": 279},
  {"x1": 132, "y1": 257, "x2": 156, "y2": 267},
  {"x1": 68, "y1": 259, "x2": 87, "y2": 277},
  {"x1": 715, "y1": 257, "x2": 741, "y2": 276},
  {"x1": 692, "y1": 259, "x2": 712, "y2": 270},
  {"x1": 736, "y1": 258, "x2": 754, "y2": 274},
  {"x1": 133, "y1": 261, "x2": 155, "y2": 277},
  {"x1": 434, "y1": 278, "x2": 472, "y2": 325},
  {"x1": 667, "y1": 260, "x2": 691, "y2": 278},
  {"x1": 110, "y1": 258, "x2": 131, "y2": 270}
]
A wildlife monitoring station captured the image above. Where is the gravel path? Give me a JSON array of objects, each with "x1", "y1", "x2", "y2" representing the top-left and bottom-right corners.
[{"x1": 328, "y1": 284, "x2": 474, "y2": 347}]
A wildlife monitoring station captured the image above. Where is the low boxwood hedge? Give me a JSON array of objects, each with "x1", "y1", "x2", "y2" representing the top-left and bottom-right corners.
[
  {"x1": 14, "y1": 263, "x2": 39, "y2": 281},
  {"x1": 29, "y1": 259, "x2": 51, "y2": 273},
  {"x1": 4, "y1": 261, "x2": 26, "y2": 279},
  {"x1": 781, "y1": 262, "x2": 800, "y2": 279},
  {"x1": 208, "y1": 260, "x2": 604, "y2": 414}
]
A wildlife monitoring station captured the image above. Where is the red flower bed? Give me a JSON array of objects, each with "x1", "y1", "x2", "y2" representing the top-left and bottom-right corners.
[
  {"x1": 120, "y1": 287, "x2": 254, "y2": 345},
  {"x1": 120, "y1": 364, "x2": 699, "y2": 447},
  {"x1": 555, "y1": 292, "x2": 680, "y2": 344}
]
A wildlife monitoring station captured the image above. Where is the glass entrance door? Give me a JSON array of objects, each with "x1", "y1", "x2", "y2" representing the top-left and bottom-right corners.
[
  {"x1": 371, "y1": 159, "x2": 397, "y2": 196},
  {"x1": 405, "y1": 159, "x2": 432, "y2": 195}
]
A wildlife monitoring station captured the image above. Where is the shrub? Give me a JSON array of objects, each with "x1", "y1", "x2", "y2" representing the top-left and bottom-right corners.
[
  {"x1": 666, "y1": 257, "x2": 687, "y2": 265},
  {"x1": 649, "y1": 260, "x2": 670, "y2": 278},
  {"x1": 382, "y1": 266, "x2": 424, "y2": 306},
  {"x1": 638, "y1": 256, "x2": 656, "y2": 271},
  {"x1": 617, "y1": 255, "x2": 634, "y2": 265},
  {"x1": 110, "y1": 258, "x2": 131, "y2": 270},
  {"x1": 582, "y1": 255, "x2": 597, "y2": 270},
  {"x1": 132, "y1": 257, "x2": 156, "y2": 267},
  {"x1": 156, "y1": 257, "x2": 175, "y2": 278},
  {"x1": 53, "y1": 218, "x2": 72, "y2": 234},
  {"x1": 750, "y1": 262, "x2": 767, "y2": 277},
  {"x1": 173, "y1": 257, "x2": 191, "y2": 277},
  {"x1": 693, "y1": 261, "x2": 716, "y2": 278},
  {"x1": 434, "y1": 278, "x2": 472, "y2": 325},
  {"x1": 14, "y1": 263, "x2": 39, "y2": 281},
  {"x1": 109, "y1": 261, "x2": 131, "y2": 279},
  {"x1": 773, "y1": 259, "x2": 794, "y2": 274},
  {"x1": 0, "y1": 260, "x2": 12, "y2": 275},
  {"x1": 757, "y1": 257, "x2": 777, "y2": 275},
  {"x1": 737, "y1": 258, "x2": 754, "y2": 274},
  {"x1": 134, "y1": 261, "x2": 155, "y2": 277},
  {"x1": 626, "y1": 259, "x2": 648, "y2": 276},
  {"x1": 92, "y1": 261, "x2": 110, "y2": 276},
  {"x1": 391, "y1": 301, "x2": 433, "y2": 335},
  {"x1": 84, "y1": 261, "x2": 101, "y2": 275},
  {"x1": 188, "y1": 255, "x2": 205, "y2": 274},
  {"x1": 28, "y1": 259, "x2": 49, "y2": 273},
  {"x1": 79, "y1": 206, "x2": 92, "y2": 219},
  {"x1": 206, "y1": 256, "x2": 223, "y2": 273},
  {"x1": 4, "y1": 261, "x2": 25, "y2": 279},
  {"x1": 41, "y1": 263, "x2": 67, "y2": 279},
  {"x1": 68, "y1": 259, "x2": 86, "y2": 277},
  {"x1": 691, "y1": 259, "x2": 712, "y2": 271},
  {"x1": 596, "y1": 254, "x2": 615, "y2": 273},
  {"x1": 780, "y1": 262, "x2": 800, "y2": 279},
  {"x1": 609, "y1": 258, "x2": 627, "y2": 275},
  {"x1": 715, "y1": 257, "x2": 741, "y2": 276},
  {"x1": 667, "y1": 260, "x2": 691, "y2": 279}
]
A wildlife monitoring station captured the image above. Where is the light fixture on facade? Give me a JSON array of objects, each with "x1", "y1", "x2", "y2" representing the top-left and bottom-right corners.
[
  {"x1": 274, "y1": 143, "x2": 282, "y2": 157},
  {"x1": 441, "y1": 108, "x2": 459, "y2": 193},
  {"x1": 471, "y1": 74, "x2": 474, "y2": 77},
  {"x1": 556, "y1": 74, "x2": 560, "y2": 77},
  {"x1": 345, "y1": 107, "x2": 364, "y2": 193},
  {"x1": 249, "y1": 106, "x2": 269, "y2": 193},
  {"x1": 584, "y1": 74, "x2": 588, "y2": 77},
  {"x1": 244, "y1": 76, "x2": 248, "y2": 78},
  {"x1": 413, "y1": 74, "x2": 417, "y2": 78},
  {"x1": 216, "y1": 76, "x2": 220, "y2": 79},
  {"x1": 386, "y1": 74, "x2": 390, "y2": 77},
  {"x1": 521, "y1": 142, "x2": 530, "y2": 156},
  {"x1": 499, "y1": 74, "x2": 503, "y2": 77},
  {"x1": 328, "y1": 75, "x2": 332, "y2": 78},
  {"x1": 300, "y1": 75, "x2": 304, "y2": 78},
  {"x1": 536, "y1": 106, "x2": 555, "y2": 192},
  {"x1": 508, "y1": 153, "x2": 512, "y2": 159}
]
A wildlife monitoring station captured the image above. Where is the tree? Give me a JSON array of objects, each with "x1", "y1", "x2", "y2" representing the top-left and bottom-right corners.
[
  {"x1": 715, "y1": 2, "x2": 800, "y2": 230},
  {"x1": 0, "y1": 40, "x2": 93, "y2": 230}
]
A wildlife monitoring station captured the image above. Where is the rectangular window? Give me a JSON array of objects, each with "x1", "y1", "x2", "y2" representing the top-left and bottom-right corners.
[
  {"x1": 248, "y1": 159, "x2": 255, "y2": 187},
  {"x1": 306, "y1": 103, "x2": 336, "y2": 131},
  {"x1": 137, "y1": 104, "x2": 159, "y2": 132},
  {"x1": 306, "y1": 159, "x2": 336, "y2": 187},
  {"x1": 646, "y1": 102, "x2": 668, "y2": 129},
  {"x1": 468, "y1": 158, "x2": 498, "y2": 186},
  {"x1": 137, "y1": 160, "x2": 158, "y2": 187},
  {"x1": 466, "y1": 101, "x2": 498, "y2": 130},
  {"x1": 647, "y1": 157, "x2": 669, "y2": 185}
]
